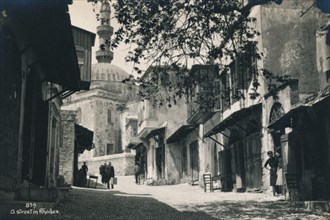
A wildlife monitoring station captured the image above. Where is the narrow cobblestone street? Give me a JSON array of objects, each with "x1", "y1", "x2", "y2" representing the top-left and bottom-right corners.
[{"x1": 42, "y1": 176, "x2": 330, "y2": 220}]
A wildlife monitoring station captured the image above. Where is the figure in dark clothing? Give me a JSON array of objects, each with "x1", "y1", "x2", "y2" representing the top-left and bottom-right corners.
[
  {"x1": 264, "y1": 151, "x2": 278, "y2": 196},
  {"x1": 81, "y1": 162, "x2": 88, "y2": 177},
  {"x1": 106, "y1": 162, "x2": 115, "y2": 189},
  {"x1": 99, "y1": 162, "x2": 107, "y2": 184},
  {"x1": 134, "y1": 163, "x2": 141, "y2": 184},
  {"x1": 76, "y1": 168, "x2": 87, "y2": 187},
  {"x1": 77, "y1": 162, "x2": 88, "y2": 187}
]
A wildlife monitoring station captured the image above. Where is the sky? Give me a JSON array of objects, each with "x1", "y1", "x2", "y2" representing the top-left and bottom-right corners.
[{"x1": 68, "y1": 0, "x2": 141, "y2": 75}]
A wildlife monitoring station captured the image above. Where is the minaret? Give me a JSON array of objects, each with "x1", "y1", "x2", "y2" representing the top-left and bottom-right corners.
[{"x1": 95, "y1": 0, "x2": 114, "y2": 63}]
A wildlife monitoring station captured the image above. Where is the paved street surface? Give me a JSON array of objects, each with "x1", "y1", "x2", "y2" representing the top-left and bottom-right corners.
[{"x1": 2, "y1": 176, "x2": 330, "y2": 220}]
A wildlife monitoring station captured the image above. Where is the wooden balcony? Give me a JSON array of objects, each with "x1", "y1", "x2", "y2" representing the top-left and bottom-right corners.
[
  {"x1": 187, "y1": 103, "x2": 215, "y2": 124},
  {"x1": 187, "y1": 65, "x2": 219, "y2": 124}
]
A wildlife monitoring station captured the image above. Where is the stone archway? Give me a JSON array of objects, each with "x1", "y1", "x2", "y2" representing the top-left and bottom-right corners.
[
  {"x1": 269, "y1": 102, "x2": 285, "y2": 125},
  {"x1": 269, "y1": 102, "x2": 285, "y2": 150},
  {"x1": 268, "y1": 102, "x2": 286, "y2": 195}
]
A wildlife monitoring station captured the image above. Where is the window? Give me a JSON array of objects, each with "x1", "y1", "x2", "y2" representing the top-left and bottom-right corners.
[
  {"x1": 181, "y1": 147, "x2": 188, "y2": 176},
  {"x1": 101, "y1": 18, "x2": 109, "y2": 25},
  {"x1": 107, "y1": 109, "x2": 112, "y2": 124},
  {"x1": 132, "y1": 121, "x2": 138, "y2": 136},
  {"x1": 230, "y1": 61, "x2": 239, "y2": 102},
  {"x1": 107, "y1": 144, "x2": 114, "y2": 155},
  {"x1": 221, "y1": 70, "x2": 231, "y2": 111},
  {"x1": 138, "y1": 104, "x2": 144, "y2": 126},
  {"x1": 214, "y1": 79, "x2": 222, "y2": 111},
  {"x1": 149, "y1": 98, "x2": 158, "y2": 119},
  {"x1": 238, "y1": 47, "x2": 257, "y2": 90},
  {"x1": 316, "y1": 25, "x2": 330, "y2": 87}
]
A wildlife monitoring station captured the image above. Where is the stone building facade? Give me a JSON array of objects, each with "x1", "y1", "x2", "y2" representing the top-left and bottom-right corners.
[
  {"x1": 59, "y1": 111, "x2": 76, "y2": 186},
  {"x1": 0, "y1": 0, "x2": 87, "y2": 202},
  {"x1": 61, "y1": 1, "x2": 136, "y2": 177},
  {"x1": 121, "y1": 1, "x2": 329, "y2": 200},
  {"x1": 200, "y1": 0, "x2": 329, "y2": 199}
]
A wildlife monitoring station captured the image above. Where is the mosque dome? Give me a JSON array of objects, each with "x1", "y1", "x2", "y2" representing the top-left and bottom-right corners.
[
  {"x1": 91, "y1": 63, "x2": 130, "y2": 82},
  {"x1": 89, "y1": 0, "x2": 132, "y2": 94}
]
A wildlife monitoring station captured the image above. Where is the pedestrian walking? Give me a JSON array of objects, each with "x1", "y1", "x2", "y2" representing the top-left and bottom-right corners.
[
  {"x1": 264, "y1": 151, "x2": 278, "y2": 196},
  {"x1": 106, "y1": 162, "x2": 115, "y2": 189},
  {"x1": 134, "y1": 163, "x2": 141, "y2": 184},
  {"x1": 99, "y1": 161, "x2": 107, "y2": 184},
  {"x1": 275, "y1": 151, "x2": 283, "y2": 195}
]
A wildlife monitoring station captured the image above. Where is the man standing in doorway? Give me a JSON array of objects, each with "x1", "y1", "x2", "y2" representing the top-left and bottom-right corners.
[{"x1": 264, "y1": 151, "x2": 278, "y2": 196}]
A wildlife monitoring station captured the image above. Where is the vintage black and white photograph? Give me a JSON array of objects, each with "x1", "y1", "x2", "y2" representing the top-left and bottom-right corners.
[{"x1": 0, "y1": 0, "x2": 330, "y2": 219}]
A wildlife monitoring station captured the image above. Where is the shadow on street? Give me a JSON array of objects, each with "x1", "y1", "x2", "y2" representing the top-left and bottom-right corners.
[
  {"x1": 176, "y1": 200, "x2": 328, "y2": 220},
  {"x1": 50, "y1": 187, "x2": 217, "y2": 220}
]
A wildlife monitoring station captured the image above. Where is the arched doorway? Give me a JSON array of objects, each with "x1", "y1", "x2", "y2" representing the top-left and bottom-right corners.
[
  {"x1": 269, "y1": 102, "x2": 285, "y2": 152},
  {"x1": 268, "y1": 102, "x2": 285, "y2": 195}
]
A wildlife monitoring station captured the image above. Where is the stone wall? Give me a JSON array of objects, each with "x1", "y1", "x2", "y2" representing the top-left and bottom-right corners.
[
  {"x1": 78, "y1": 153, "x2": 135, "y2": 177},
  {"x1": 61, "y1": 98, "x2": 95, "y2": 161},
  {"x1": 165, "y1": 143, "x2": 181, "y2": 184},
  {"x1": 59, "y1": 111, "x2": 76, "y2": 185},
  {"x1": 260, "y1": 3, "x2": 325, "y2": 94}
]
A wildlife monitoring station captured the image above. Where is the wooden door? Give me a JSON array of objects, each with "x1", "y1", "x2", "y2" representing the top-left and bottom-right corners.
[
  {"x1": 189, "y1": 141, "x2": 199, "y2": 182},
  {"x1": 244, "y1": 133, "x2": 262, "y2": 191},
  {"x1": 233, "y1": 142, "x2": 245, "y2": 189},
  {"x1": 218, "y1": 149, "x2": 233, "y2": 190}
]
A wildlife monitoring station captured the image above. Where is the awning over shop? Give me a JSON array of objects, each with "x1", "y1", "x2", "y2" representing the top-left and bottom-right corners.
[
  {"x1": 145, "y1": 127, "x2": 165, "y2": 140},
  {"x1": 268, "y1": 91, "x2": 330, "y2": 131},
  {"x1": 167, "y1": 124, "x2": 197, "y2": 144},
  {"x1": 267, "y1": 106, "x2": 308, "y2": 131},
  {"x1": 75, "y1": 124, "x2": 94, "y2": 154},
  {"x1": 128, "y1": 142, "x2": 144, "y2": 150},
  {"x1": 127, "y1": 139, "x2": 142, "y2": 149},
  {"x1": 204, "y1": 103, "x2": 261, "y2": 138}
]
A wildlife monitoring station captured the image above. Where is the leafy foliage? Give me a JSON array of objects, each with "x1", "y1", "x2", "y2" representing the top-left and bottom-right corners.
[
  {"x1": 261, "y1": 69, "x2": 291, "y2": 100},
  {"x1": 89, "y1": 0, "x2": 285, "y2": 103}
]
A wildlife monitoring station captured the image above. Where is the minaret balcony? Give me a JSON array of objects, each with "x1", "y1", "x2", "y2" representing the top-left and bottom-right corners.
[
  {"x1": 97, "y1": 25, "x2": 114, "y2": 37},
  {"x1": 96, "y1": 50, "x2": 114, "y2": 63}
]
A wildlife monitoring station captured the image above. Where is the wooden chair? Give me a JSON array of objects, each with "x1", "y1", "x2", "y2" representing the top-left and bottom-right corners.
[
  {"x1": 88, "y1": 175, "x2": 98, "y2": 189},
  {"x1": 203, "y1": 174, "x2": 213, "y2": 192},
  {"x1": 212, "y1": 175, "x2": 222, "y2": 191}
]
